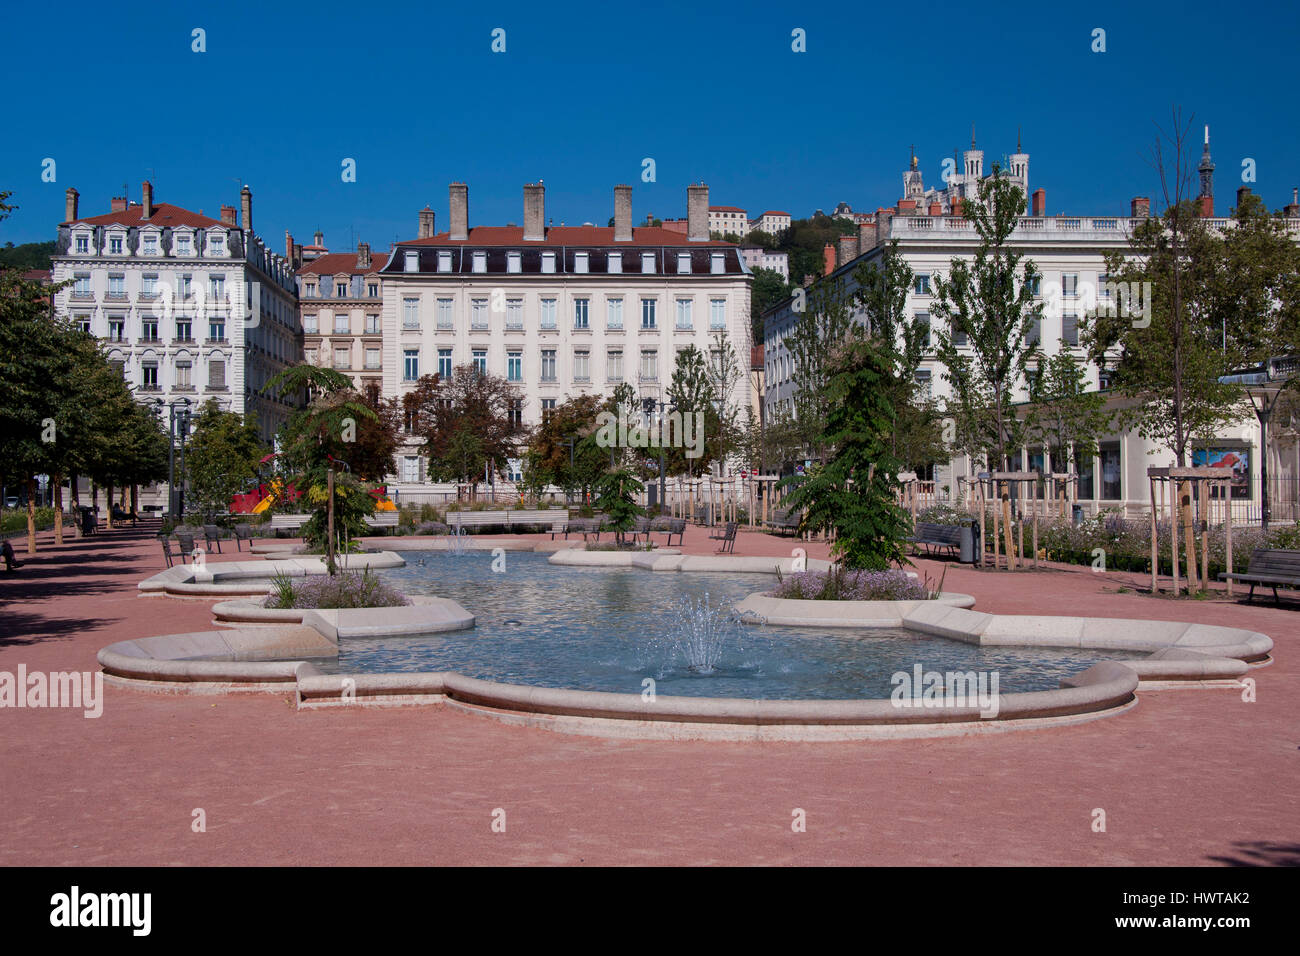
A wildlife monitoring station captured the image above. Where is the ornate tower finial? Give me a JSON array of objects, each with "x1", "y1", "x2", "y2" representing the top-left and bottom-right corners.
[
  {"x1": 910, "y1": 144, "x2": 917, "y2": 170},
  {"x1": 970, "y1": 122, "x2": 976, "y2": 149},
  {"x1": 1017, "y1": 126, "x2": 1021, "y2": 152},
  {"x1": 1198, "y1": 125, "x2": 1215, "y2": 199}
]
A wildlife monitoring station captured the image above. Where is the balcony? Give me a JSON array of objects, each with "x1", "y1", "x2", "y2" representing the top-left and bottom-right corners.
[
  {"x1": 69, "y1": 290, "x2": 95, "y2": 301},
  {"x1": 205, "y1": 337, "x2": 229, "y2": 346}
]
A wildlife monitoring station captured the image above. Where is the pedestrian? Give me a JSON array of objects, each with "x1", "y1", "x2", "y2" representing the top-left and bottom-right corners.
[{"x1": 1, "y1": 538, "x2": 23, "y2": 571}]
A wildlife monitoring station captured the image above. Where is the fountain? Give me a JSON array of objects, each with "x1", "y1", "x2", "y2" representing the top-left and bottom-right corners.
[
  {"x1": 660, "y1": 592, "x2": 743, "y2": 675},
  {"x1": 448, "y1": 527, "x2": 470, "y2": 557}
]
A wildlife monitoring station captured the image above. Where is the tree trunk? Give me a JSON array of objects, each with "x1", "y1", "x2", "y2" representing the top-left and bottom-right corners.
[
  {"x1": 53, "y1": 474, "x2": 64, "y2": 545},
  {"x1": 106, "y1": 481, "x2": 114, "y2": 529},
  {"x1": 1180, "y1": 481, "x2": 1199, "y2": 590},
  {"x1": 326, "y1": 466, "x2": 336, "y2": 575},
  {"x1": 1002, "y1": 492, "x2": 1016, "y2": 571},
  {"x1": 26, "y1": 478, "x2": 37, "y2": 554}
]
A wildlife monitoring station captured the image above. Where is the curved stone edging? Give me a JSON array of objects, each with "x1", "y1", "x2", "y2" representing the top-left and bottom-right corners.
[
  {"x1": 735, "y1": 592, "x2": 975, "y2": 626},
  {"x1": 138, "y1": 551, "x2": 407, "y2": 597},
  {"x1": 547, "y1": 550, "x2": 834, "y2": 574}
]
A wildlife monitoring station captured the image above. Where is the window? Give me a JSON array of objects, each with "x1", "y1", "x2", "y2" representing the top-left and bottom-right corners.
[
  {"x1": 176, "y1": 235, "x2": 192, "y2": 256},
  {"x1": 506, "y1": 299, "x2": 523, "y2": 330},
  {"x1": 640, "y1": 349, "x2": 657, "y2": 381},
  {"x1": 574, "y1": 298, "x2": 590, "y2": 330},
  {"x1": 914, "y1": 368, "x2": 932, "y2": 399},
  {"x1": 403, "y1": 297, "x2": 420, "y2": 330},
  {"x1": 108, "y1": 274, "x2": 125, "y2": 297},
  {"x1": 472, "y1": 251, "x2": 487, "y2": 273},
  {"x1": 108, "y1": 318, "x2": 125, "y2": 342},
  {"x1": 403, "y1": 349, "x2": 420, "y2": 381},
  {"x1": 508, "y1": 399, "x2": 523, "y2": 430},
  {"x1": 675, "y1": 299, "x2": 693, "y2": 330},
  {"x1": 76, "y1": 315, "x2": 91, "y2": 334},
  {"x1": 335, "y1": 280, "x2": 349, "y2": 297},
  {"x1": 540, "y1": 298, "x2": 557, "y2": 330},
  {"x1": 1100, "y1": 442, "x2": 1121, "y2": 500},
  {"x1": 438, "y1": 348, "x2": 453, "y2": 379},
  {"x1": 74, "y1": 235, "x2": 89, "y2": 254},
  {"x1": 1062, "y1": 313, "x2": 1079, "y2": 347},
  {"x1": 710, "y1": 252, "x2": 725, "y2": 275},
  {"x1": 303, "y1": 315, "x2": 318, "y2": 334},
  {"x1": 143, "y1": 235, "x2": 158, "y2": 256},
  {"x1": 1026, "y1": 276, "x2": 1041, "y2": 297},
  {"x1": 541, "y1": 398, "x2": 556, "y2": 423},
  {"x1": 142, "y1": 319, "x2": 158, "y2": 342},
  {"x1": 304, "y1": 282, "x2": 317, "y2": 298},
  {"x1": 541, "y1": 252, "x2": 556, "y2": 274},
  {"x1": 573, "y1": 350, "x2": 590, "y2": 381},
  {"x1": 334, "y1": 314, "x2": 350, "y2": 334},
  {"x1": 109, "y1": 359, "x2": 125, "y2": 379},
  {"x1": 1026, "y1": 317, "x2": 1041, "y2": 347},
  {"x1": 74, "y1": 273, "x2": 91, "y2": 296},
  {"x1": 641, "y1": 252, "x2": 655, "y2": 274},
  {"x1": 364, "y1": 348, "x2": 380, "y2": 369},
  {"x1": 607, "y1": 298, "x2": 624, "y2": 330},
  {"x1": 176, "y1": 319, "x2": 192, "y2": 342},
  {"x1": 507, "y1": 351, "x2": 522, "y2": 382},
  {"x1": 608, "y1": 252, "x2": 622, "y2": 274},
  {"x1": 142, "y1": 363, "x2": 158, "y2": 389},
  {"x1": 334, "y1": 347, "x2": 350, "y2": 369},
  {"x1": 142, "y1": 274, "x2": 158, "y2": 297},
  {"x1": 367, "y1": 282, "x2": 378, "y2": 298},
  {"x1": 471, "y1": 298, "x2": 489, "y2": 329},
  {"x1": 209, "y1": 319, "x2": 226, "y2": 341},
  {"x1": 1098, "y1": 368, "x2": 1115, "y2": 391},
  {"x1": 472, "y1": 349, "x2": 487, "y2": 375},
  {"x1": 402, "y1": 456, "x2": 420, "y2": 482},
  {"x1": 710, "y1": 298, "x2": 726, "y2": 330},
  {"x1": 437, "y1": 251, "x2": 452, "y2": 273},
  {"x1": 915, "y1": 312, "x2": 931, "y2": 348},
  {"x1": 677, "y1": 252, "x2": 692, "y2": 274},
  {"x1": 177, "y1": 274, "x2": 192, "y2": 300},
  {"x1": 641, "y1": 298, "x2": 656, "y2": 329},
  {"x1": 606, "y1": 349, "x2": 623, "y2": 382},
  {"x1": 209, "y1": 233, "x2": 224, "y2": 254},
  {"x1": 175, "y1": 360, "x2": 191, "y2": 388},
  {"x1": 574, "y1": 252, "x2": 589, "y2": 274},
  {"x1": 210, "y1": 275, "x2": 225, "y2": 299},
  {"x1": 913, "y1": 274, "x2": 931, "y2": 294},
  {"x1": 507, "y1": 251, "x2": 521, "y2": 274},
  {"x1": 540, "y1": 349, "x2": 557, "y2": 381},
  {"x1": 434, "y1": 298, "x2": 452, "y2": 330},
  {"x1": 404, "y1": 251, "x2": 419, "y2": 272},
  {"x1": 109, "y1": 234, "x2": 123, "y2": 254},
  {"x1": 209, "y1": 358, "x2": 226, "y2": 389},
  {"x1": 1062, "y1": 273, "x2": 1078, "y2": 297},
  {"x1": 365, "y1": 314, "x2": 380, "y2": 334}
]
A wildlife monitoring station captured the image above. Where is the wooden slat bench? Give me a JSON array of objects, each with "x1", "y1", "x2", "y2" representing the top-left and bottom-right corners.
[
  {"x1": 1220, "y1": 548, "x2": 1300, "y2": 606},
  {"x1": 448, "y1": 509, "x2": 569, "y2": 533},
  {"x1": 654, "y1": 517, "x2": 686, "y2": 547},
  {"x1": 766, "y1": 508, "x2": 802, "y2": 536},
  {"x1": 363, "y1": 513, "x2": 400, "y2": 532},
  {"x1": 906, "y1": 521, "x2": 963, "y2": 557},
  {"x1": 269, "y1": 514, "x2": 311, "y2": 532}
]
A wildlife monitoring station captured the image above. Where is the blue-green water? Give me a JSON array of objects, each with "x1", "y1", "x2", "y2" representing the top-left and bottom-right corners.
[{"x1": 309, "y1": 552, "x2": 1143, "y2": 700}]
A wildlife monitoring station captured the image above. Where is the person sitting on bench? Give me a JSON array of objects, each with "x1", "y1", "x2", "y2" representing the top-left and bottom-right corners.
[
  {"x1": 111, "y1": 503, "x2": 137, "y2": 524},
  {"x1": 2, "y1": 539, "x2": 24, "y2": 571}
]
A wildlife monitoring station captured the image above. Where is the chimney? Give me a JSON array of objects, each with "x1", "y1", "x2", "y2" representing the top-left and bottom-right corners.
[
  {"x1": 928, "y1": 201, "x2": 943, "y2": 216},
  {"x1": 1130, "y1": 197, "x2": 1150, "y2": 218},
  {"x1": 1199, "y1": 195, "x2": 1214, "y2": 218},
  {"x1": 418, "y1": 206, "x2": 436, "y2": 239},
  {"x1": 1236, "y1": 185, "x2": 1252, "y2": 210},
  {"x1": 1031, "y1": 188, "x2": 1046, "y2": 217},
  {"x1": 896, "y1": 198, "x2": 917, "y2": 215},
  {"x1": 220, "y1": 204, "x2": 238, "y2": 226},
  {"x1": 858, "y1": 222, "x2": 874, "y2": 252},
  {"x1": 65, "y1": 187, "x2": 79, "y2": 223},
  {"x1": 613, "y1": 184, "x2": 633, "y2": 242},
  {"x1": 687, "y1": 183, "x2": 709, "y2": 241},
  {"x1": 293, "y1": 243, "x2": 303, "y2": 264},
  {"x1": 837, "y1": 235, "x2": 859, "y2": 268},
  {"x1": 240, "y1": 185, "x2": 253, "y2": 232},
  {"x1": 875, "y1": 207, "x2": 894, "y2": 246},
  {"x1": 285, "y1": 230, "x2": 294, "y2": 260},
  {"x1": 951, "y1": 198, "x2": 965, "y2": 218},
  {"x1": 523, "y1": 182, "x2": 545, "y2": 241},
  {"x1": 110, "y1": 197, "x2": 128, "y2": 213},
  {"x1": 822, "y1": 242, "x2": 835, "y2": 276},
  {"x1": 141, "y1": 181, "x2": 154, "y2": 219},
  {"x1": 449, "y1": 183, "x2": 469, "y2": 241},
  {"x1": 1285, "y1": 188, "x2": 1300, "y2": 219},
  {"x1": 357, "y1": 241, "x2": 371, "y2": 270}
]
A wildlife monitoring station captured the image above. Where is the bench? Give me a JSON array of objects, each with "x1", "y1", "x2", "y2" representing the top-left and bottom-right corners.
[
  {"x1": 269, "y1": 514, "x2": 311, "y2": 531},
  {"x1": 363, "y1": 512, "x2": 399, "y2": 532},
  {"x1": 766, "y1": 508, "x2": 802, "y2": 536},
  {"x1": 232, "y1": 524, "x2": 255, "y2": 550},
  {"x1": 709, "y1": 521, "x2": 739, "y2": 554},
  {"x1": 1220, "y1": 548, "x2": 1300, "y2": 606},
  {"x1": 653, "y1": 517, "x2": 686, "y2": 547},
  {"x1": 906, "y1": 521, "x2": 963, "y2": 557},
  {"x1": 448, "y1": 509, "x2": 568, "y2": 532}
]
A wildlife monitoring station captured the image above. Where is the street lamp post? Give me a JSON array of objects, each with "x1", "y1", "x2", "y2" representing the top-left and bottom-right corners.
[
  {"x1": 175, "y1": 406, "x2": 192, "y2": 520},
  {"x1": 153, "y1": 398, "x2": 192, "y2": 520},
  {"x1": 1219, "y1": 355, "x2": 1298, "y2": 534}
]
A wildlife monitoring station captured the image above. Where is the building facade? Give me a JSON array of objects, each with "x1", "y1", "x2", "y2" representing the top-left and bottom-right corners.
[
  {"x1": 709, "y1": 205, "x2": 748, "y2": 236},
  {"x1": 296, "y1": 243, "x2": 389, "y2": 398},
  {"x1": 748, "y1": 211, "x2": 791, "y2": 236},
  {"x1": 51, "y1": 183, "x2": 301, "y2": 444},
  {"x1": 379, "y1": 182, "x2": 753, "y2": 487},
  {"x1": 739, "y1": 246, "x2": 789, "y2": 278}
]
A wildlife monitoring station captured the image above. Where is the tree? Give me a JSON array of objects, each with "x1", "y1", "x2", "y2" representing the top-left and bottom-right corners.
[
  {"x1": 705, "y1": 330, "x2": 746, "y2": 473},
  {"x1": 749, "y1": 266, "x2": 794, "y2": 342},
  {"x1": 786, "y1": 274, "x2": 859, "y2": 462},
  {"x1": 931, "y1": 167, "x2": 1045, "y2": 473},
  {"x1": 781, "y1": 339, "x2": 912, "y2": 570},
  {"x1": 1027, "y1": 351, "x2": 1112, "y2": 478},
  {"x1": 349, "y1": 389, "x2": 403, "y2": 483},
  {"x1": 593, "y1": 467, "x2": 644, "y2": 542},
  {"x1": 184, "y1": 400, "x2": 266, "y2": 518},
  {"x1": 665, "y1": 344, "x2": 719, "y2": 478},
  {"x1": 405, "y1": 365, "x2": 526, "y2": 489},
  {"x1": 528, "y1": 393, "x2": 608, "y2": 498}
]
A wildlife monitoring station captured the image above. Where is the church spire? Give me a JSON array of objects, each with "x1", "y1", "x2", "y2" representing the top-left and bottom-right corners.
[{"x1": 1198, "y1": 124, "x2": 1215, "y2": 215}]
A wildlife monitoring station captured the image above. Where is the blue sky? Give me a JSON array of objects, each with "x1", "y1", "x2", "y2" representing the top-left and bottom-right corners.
[{"x1": 3, "y1": 0, "x2": 1299, "y2": 248}]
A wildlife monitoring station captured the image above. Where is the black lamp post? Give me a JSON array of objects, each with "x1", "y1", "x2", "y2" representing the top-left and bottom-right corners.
[
  {"x1": 175, "y1": 406, "x2": 193, "y2": 519},
  {"x1": 153, "y1": 397, "x2": 192, "y2": 520},
  {"x1": 1219, "y1": 355, "x2": 1298, "y2": 533}
]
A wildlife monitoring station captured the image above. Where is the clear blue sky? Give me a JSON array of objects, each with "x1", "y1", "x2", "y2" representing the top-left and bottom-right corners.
[{"x1": 3, "y1": 0, "x2": 1299, "y2": 248}]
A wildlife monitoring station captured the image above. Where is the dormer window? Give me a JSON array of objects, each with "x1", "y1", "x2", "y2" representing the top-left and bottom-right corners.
[
  {"x1": 541, "y1": 252, "x2": 556, "y2": 274},
  {"x1": 175, "y1": 234, "x2": 192, "y2": 256},
  {"x1": 209, "y1": 233, "x2": 225, "y2": 254},
  {"x1": 608, "y1": 252, "x2": 622, "y2": 274},
  {"x1": 472, "y1": 251, "x2": 487, "y2": 273},
  {"x1": 677, "y1": 252, "x2": 692, "y2": 274},
  {"x1": 404, "y1": 250, "x2": 419, "y2": 272},
  {"x1": 437, "y1": 251, "x2": 452, "y2": 273},
  {"x1": 109, "y1": 234, "x2": 124, "y2": 254},
  {"x1": 574, "y1": 252, "x2": 589, "y2": 274},
  {"x1": 641, "y1": 252, "x2": 656, "y2": 274},
  {"x1": 74, "y1": 234, "x2": 89, "y2": 254},
  {"x1": 507, "y1": 252, "x2": 521, "y2": 273},
  {"x1": 710, "y1": 253, "x2": 725, "y2": 275},
  {"x1": 143, "y1": 235, "x2": 158, "y2": 256},
  {"x1": 336, "y1": 280, "x2": 349, "y2": 297}
]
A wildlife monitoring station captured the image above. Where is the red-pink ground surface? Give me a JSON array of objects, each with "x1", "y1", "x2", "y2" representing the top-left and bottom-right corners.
[{"x1": 1, "y1": 522, "x2": 1296, "y2": 866}]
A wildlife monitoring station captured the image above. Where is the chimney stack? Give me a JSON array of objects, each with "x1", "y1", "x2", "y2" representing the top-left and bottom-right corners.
[
  {"x1": 418, "y1": 206, "x2": 436, "y2": 239},
  {"x1": 65, "y1": 187, "x2": 79, "y2": 223},
  {"x1": 357, "y1": 241, "x2": 372, "y2": 270},
  {"x1": 1285, "y1": 188, "x2": 1300, "y2": 219},
  {"x1": 951, "y1": 198, "x2": 965, "y2": 218},
  {"x1": 1236, "y1": 185, "x2": 1252, "y2": 210},
  {"x1": 822, "y1": 243, "x2": 835, "y2": 276},
  {"x1": 837, "y1": 235, "x2": 859, "y2": 268},
  {"x1": 111, "y1": 197, "x2": 128, "y2": 213},
  {"x1": 687, "y1": 183, "x2": 709, "y2": 241},
  {"x1": 1199, "y1": 195, "x2": 1214, "y2": 218},
  {"x1": 449, "y1": 183, "x2": 469, "y2": 241},
  {"x1": 1031, "y1": 188, "x2": 1046, "y2": 217},
  {"x1": 293, "y1": 242, "x2": 303, "y2": 265},
  {"x1": 613, "y1": 184, "x2": 633, "y2": 242},
  {"x1": 858, "y1": 221, "x2": 874, "y2": 252},
  {"x1": 523, "y1": 182, "x2": 546, "y2": 241},
  {"x1": 220, "y1": 204, "x2": 238, "y2": 226},
  {"x1": 285, "y1": 230, "x2": 294, "y2": 261},
  {"x1": 928, "y1": 201, "x2": 943, "y2": 216},
  {"x1": 1130, "y1": 197, "x2": 1150, "y2": 218},
  {"x1": 240, "y1": 185, "x2": 253, "y2": 232},
  {"x1": 141, "y1": 181, "x2": 154, "y2": 219},
  {"x1": 875, "y1": 207, "x2": 894, "y2": 246}
]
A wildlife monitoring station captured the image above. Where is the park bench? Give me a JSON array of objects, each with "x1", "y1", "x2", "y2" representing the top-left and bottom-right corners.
[
  {"x1": 363, "y1": 512, "x2": 400, "y2": 533},
  {"x1": 710, "y1": 521, "x2": 739, "y2": 554},
  {"x1": 232, "y1": 524, "x2": 254, "y2": 551},
  {"x1": 653, "y1": 517, "x2": 686, "y2": 547},
  {"x1": 1219, "y1": 548, "x2": 1300, "y2": 606},
  {"x1": 906, "y1": 521, "x2": 963, "y2": 557},
  {"x1": 766, "y1": 508, "x2": 802, "y2": 536},
  {"x1": 269, "y1": 514, "x2": 311, "y2": 532},
  {"x1": 448, "y1": 508, "x2": 568, "y2": 533}
]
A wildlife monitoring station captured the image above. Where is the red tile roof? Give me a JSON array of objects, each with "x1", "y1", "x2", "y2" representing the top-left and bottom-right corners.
[
  {"x1": 297, "y1": 251, "x2": 390, "y2": 276},
  {"x1": 22, "y1": 269, "x2": 52, "y2": 285},
  {"x1": 758, "y1": 211, "x2": 790, "y2": 217},
  {"x1": 403, "y1": 226, "x2": 735, "y2": 247},
  {"x1": 62, "y1": 202, "x2": 227, "y2": 229},
  {"x1": 709, "y1": 205, "x2": 746, "y2": 212}
]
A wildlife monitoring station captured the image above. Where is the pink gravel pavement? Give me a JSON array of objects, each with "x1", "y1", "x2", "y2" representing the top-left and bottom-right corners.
[{"x1": 1, "y1": 521, "x2": 1296, "y2": 866}]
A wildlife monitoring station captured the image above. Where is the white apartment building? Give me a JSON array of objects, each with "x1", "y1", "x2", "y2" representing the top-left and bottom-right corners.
[
  {"x1": 739, "y1": 246, "x2": 789, "y2": 278},
  {"x1": 380, "y1": 182, "x2": 753, "y2": 487},
  {"x1": 52, "y1": 183, "x2": 300, "y2": 444},
  {"x1": 297, "y1": 242, "x2": 389, "y2": 398},
  {"x1": 708, "y1": 205, "x2": 748, "y2": 236},
  {"x1": 748, "y1": 211, "x2": 791, "y2": 236}
]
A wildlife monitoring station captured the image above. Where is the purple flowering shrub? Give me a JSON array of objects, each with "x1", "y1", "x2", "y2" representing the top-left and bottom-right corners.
[
  {"x1": 264, "y1": 568, "x2": 409, "y2": 609},
  {"x1": 769, "y1": 567, "x2": 931, "y2": 601}
]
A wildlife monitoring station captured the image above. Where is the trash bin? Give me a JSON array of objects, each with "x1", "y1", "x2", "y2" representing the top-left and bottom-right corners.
[
  {"x1": 1071, "y1": 505, "x2": 1084, "y2": 526},
  {"x1": 647, "y1": 484, "x2": 658, "y2": 511},
  {"x1": 78, "y1": 506, "x2": 96, "y2": 536},
  {"x1": 959, "y1": 519, "x2": 978, "y2": 564}
]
